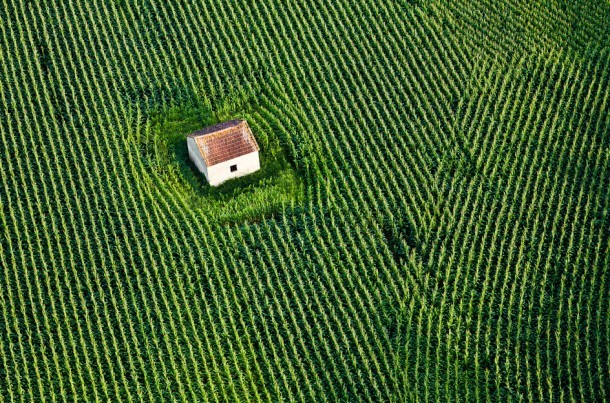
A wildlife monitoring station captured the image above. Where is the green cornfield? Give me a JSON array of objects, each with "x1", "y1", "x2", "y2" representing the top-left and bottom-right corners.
[{"x1": 1, "y1": 0, "x2": 609, "y2": 401}]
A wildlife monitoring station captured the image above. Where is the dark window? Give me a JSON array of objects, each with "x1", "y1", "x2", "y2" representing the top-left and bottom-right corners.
[{"x1": 230, "y1": 164, "x2": 237, "y2": 172}]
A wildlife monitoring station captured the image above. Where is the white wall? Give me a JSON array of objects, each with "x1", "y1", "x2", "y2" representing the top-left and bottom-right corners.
[
  {"x1": 187, "y1": 137, "x2": 209, "y2": 181},
  {"x1": 207, "y1": 151, "x2": 260, "y2": 186}
]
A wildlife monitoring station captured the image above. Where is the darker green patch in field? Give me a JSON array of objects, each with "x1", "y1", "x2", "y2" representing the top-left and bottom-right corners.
[
  {"x1": 140, "y1": 89, "x2": 304, "y2": 223},
  {"x1": 381, "y1": 218, "x2": 417, "y2": 265}
]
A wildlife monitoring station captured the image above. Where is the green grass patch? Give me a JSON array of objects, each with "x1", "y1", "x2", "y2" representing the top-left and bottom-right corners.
[{"x1": 140, "y1": 99, "x2": 304, "y2": 224}]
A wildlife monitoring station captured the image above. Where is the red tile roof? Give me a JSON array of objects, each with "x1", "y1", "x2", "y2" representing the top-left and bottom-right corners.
[{"x1": 188, "y1": 120, "x2": 259, "y2": 167}]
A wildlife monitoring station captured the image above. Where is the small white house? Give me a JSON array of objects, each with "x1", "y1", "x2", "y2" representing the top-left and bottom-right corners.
[{"x1": 187, "y1": 119, "x2": 260, "y2": 186}]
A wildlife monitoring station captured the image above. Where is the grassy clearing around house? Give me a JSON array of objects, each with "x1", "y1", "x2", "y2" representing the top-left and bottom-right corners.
[{"x1": 140, "y1": 102, "x2": 304, "y2": 223}]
